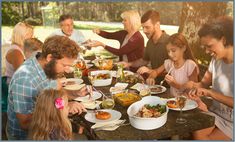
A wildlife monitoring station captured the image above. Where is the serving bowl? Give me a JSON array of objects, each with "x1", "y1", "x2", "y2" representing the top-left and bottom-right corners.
[
  {"x1": 93, "y1": 59, "x2": 113, "y2": 70},
  {"x1": 127, "y1": 96, "x2": 168, "y2": 130},
  {"x1": 89, "y1": 70, "x2": 112, "y2": 87}
]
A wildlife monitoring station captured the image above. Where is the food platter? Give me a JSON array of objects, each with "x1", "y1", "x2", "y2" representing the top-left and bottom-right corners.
[
  {"x1": 167, "y1": 98, "x2": 198, "y2": 111},
  {"x1": 85, "y1": 109, "x2": 122, "y2": 123},
  {"x1": 89, "y1": 70, "x2": 112, "y2": 87},
  {"x1": 111, "y1": 70, "x2": 134, "y2": 78},
  {"x1": 149, "y1": 85, "x2": 167, "y2": 94}
]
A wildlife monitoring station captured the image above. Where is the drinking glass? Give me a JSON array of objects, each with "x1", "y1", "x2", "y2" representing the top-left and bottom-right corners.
[
  {"x1": 102, "y1": 94, "x2": 115, "y2": 109},
  {"x1": 74, "y1": 68, "x2": 82, "y2": 79},
  {"x1": 176, "y1": 95, "x2": 187, "y2": 124},
  {"x1": 87, "y1": 71, "x2": 94, "y2": 84}
]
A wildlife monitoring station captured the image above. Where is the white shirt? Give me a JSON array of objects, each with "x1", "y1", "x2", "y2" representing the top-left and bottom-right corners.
[
  {"x1": 208, "y1": 58, "x2": 233, "y2": 138},
  {"x1": 50, "y1": 29, "x2": 86, "y2": 45}
]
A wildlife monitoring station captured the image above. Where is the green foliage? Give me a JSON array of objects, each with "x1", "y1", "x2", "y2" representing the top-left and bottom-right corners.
[
  {"x1": 2, "y1": 2, "x2": 22, "y2": 25},
  {"x1": 25, "y1": 17, "x2": 42, "y2": 26}
]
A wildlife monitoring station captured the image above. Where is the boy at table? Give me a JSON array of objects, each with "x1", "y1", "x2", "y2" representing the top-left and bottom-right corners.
[
  {"x1": 7, "y1": 35, "x2": 88, "y2": 140},
  {"x1": 119, "y1": 10, "x2": 170, "y2": 83}
]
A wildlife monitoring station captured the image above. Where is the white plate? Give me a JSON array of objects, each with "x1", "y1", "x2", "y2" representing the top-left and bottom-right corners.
[
  {"x1": 149, "y1": 85, "x2": 167, "y2": 94},
  {"x1": 85, "y1": 109, "x2": 122, "y2": 123},
  {"x1": 111, "y1": 70, "x2": 134, "y2": 77},
  {"x1": 86, "y1": 63, "x2": 93, "y2": 68},
  {"x1": 80, "y1": 101, "x2": 102, "y2": 109},
  {"x1": 63, "y1": 84, "x2": 85, "y2": 91},
  {"x1": 167, "y1": 98, "x2": 198, "y2": 111},
  {"x1": 84, "y1": 60, "x2": 91, "y2": 63},
  {"x1": 74, "y1": 91, "x2": 102, "y2": 102},
  {"x1": 63, "y1": 78, "x2": 83, "y2": 85}
]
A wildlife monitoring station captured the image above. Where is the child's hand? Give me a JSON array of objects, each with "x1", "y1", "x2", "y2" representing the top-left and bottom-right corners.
[
  {"x1": 146, "y1": 77, "x2": 155, "y2": 85},
  {"x1": 68, "y1": 102, "x2": 87, "y2": 115},
  {"x1": 164, "y1": 74, "x2": 176, "y2": 86}
]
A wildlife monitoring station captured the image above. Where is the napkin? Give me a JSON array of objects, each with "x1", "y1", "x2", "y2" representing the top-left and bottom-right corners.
[
  {"x1": 91, "y1": 119, "x2": 126, "y2": 131},
  {"x1": 81, "y1": 101, "x2": 102, "y2": 109},
  {"x1": 131, "y1": 83, "x2": 148, "y2": 92},
  {"x1": 110, "y1": 83, "x2": 128, "y2": 94},
  {"x1": 115, "y1": 83, "x2": 128, "y2": 88}
]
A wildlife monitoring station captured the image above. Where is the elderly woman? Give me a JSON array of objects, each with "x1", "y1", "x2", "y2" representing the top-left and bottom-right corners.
[
  {"x1": 4, "y1": 22, "x2": 34, "y2": 84},
  {"x1": 86, "y1": 10, "x2": 144, "y2": 72},
  {"x1": 185, "y1": 16, "x2": 233, "y2": 140}
]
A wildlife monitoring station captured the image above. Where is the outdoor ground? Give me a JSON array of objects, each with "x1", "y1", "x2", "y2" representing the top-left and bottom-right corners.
[{"x1": 1, "y1": 21, "x2": 178, "y2": 74}]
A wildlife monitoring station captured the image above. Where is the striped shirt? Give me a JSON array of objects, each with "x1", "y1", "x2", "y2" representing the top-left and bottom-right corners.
[{"x1": 7, "y1": 56, "x2": 57, "y2": 139}]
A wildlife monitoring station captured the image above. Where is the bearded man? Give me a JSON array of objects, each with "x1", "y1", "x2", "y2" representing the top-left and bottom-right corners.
[{"x1": 7, "y1": 35, "x2": 87, "y2": 140}]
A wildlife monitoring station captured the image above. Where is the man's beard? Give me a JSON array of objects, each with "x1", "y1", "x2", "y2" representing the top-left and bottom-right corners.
[
  {"x1": 149, "y1": 30, "x2": 156, "y2": 40},
  {"x1": 44, "y1": 59, "x2": 58, "y2": 79}
]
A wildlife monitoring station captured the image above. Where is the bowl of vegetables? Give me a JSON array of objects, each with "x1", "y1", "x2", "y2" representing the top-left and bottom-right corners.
[
  {"x1": 127, "y1": 96, "x2": 168, "y2": 130},
  {"x1": 89, "y1": 70, "x2": 112, "y2": 87}
]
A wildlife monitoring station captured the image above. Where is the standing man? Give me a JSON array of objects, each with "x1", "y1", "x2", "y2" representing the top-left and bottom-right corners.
[
  {"x1": 7, "y1": 36, "x2": 87, "y2": 140},
  {"x1": 50, "y1": 14, "x2": 86, "y2": 45},
  {"x1": 120, "y1": 10, "x2": 169, "y2": 83}
]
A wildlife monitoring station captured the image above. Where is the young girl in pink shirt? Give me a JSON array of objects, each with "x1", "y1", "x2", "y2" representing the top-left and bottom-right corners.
[{"x1": 146, "y1": 33, "x2": 199, "y2": 96}]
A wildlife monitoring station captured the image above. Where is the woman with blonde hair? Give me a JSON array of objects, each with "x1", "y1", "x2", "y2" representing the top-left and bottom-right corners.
[
  {"x1": 4, "y1": 22, "x2": 33, "y2": 84},
  {"x1": 85, "y1": 10, "x2": 145, "y2": 72},
  {"x1": 28, "y1": 89, "x2": 72, "y2": 140}
]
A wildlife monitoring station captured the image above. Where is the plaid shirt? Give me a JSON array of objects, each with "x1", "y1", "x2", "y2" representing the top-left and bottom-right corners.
[{"x1": 7, "y1": 56, "x2": 57, "y2": 139}]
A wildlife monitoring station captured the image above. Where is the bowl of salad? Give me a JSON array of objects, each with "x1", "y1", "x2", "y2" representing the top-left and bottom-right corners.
[{"x1": 127, "y1": 96, "x2": 168, "y2": 130}]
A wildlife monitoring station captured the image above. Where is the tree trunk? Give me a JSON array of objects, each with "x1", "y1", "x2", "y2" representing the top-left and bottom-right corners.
[
  {"x1": 21, "y1": 2, "x2": 24, "y2": 19},
  {"x1": 179, "y1": 2, "x2": 227, "y2": 66}
]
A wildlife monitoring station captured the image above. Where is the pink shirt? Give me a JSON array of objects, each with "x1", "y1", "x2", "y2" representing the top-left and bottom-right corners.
[{"x1": 164, "y1": 59, "x2": 199, "y2": 96}]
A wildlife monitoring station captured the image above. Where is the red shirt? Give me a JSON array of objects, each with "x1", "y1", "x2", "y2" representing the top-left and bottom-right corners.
[{"x1": 99, "y1": 30, "x2": 145, "y2": 72}]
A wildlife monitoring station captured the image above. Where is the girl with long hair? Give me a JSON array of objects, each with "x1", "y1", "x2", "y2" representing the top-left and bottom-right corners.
[
  {"x1": 146, "y1": 33, "x2": 199, "y2": 96},
  {"x1": 28, "y1": 89, "x2": 72, "y2": 140}
]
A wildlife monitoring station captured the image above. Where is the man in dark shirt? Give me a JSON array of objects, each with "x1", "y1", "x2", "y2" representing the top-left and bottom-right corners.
[{"x1": 120, "y1": 10, "x2": 169, "y2": 83}]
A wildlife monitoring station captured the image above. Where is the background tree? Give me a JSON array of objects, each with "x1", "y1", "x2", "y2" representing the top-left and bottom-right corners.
[{"x1": 178, "y1": 2, "x2": 229, "y2": 68}]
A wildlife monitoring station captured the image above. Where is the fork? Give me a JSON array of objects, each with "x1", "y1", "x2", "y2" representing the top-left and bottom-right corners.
[
  {"x1": 160, "y1": 67, "x2": 173, "y2": 86},
  {"x1": 94, "y1": 122, "x2": 130, "y2": 131},
  {"x1": 86, "y1": 85, "x2": 93, "y2": 100}
]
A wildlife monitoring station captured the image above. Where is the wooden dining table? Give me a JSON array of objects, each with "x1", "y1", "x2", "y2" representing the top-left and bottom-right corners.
[
  {"x1": 69, "y1": 56, "x2": 215, "y2": 140},
  {"x1": 69, "y1": 78, "x2": 214, "y2": 140}
]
